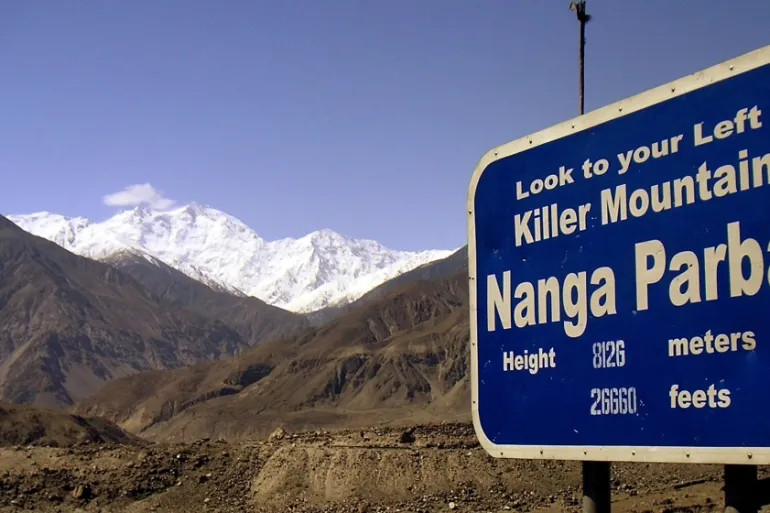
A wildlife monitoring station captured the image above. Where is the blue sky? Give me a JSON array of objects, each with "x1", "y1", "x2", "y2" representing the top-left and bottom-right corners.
[{"x1": 1, "y1": 1, "x2": 768, "y2": 251}]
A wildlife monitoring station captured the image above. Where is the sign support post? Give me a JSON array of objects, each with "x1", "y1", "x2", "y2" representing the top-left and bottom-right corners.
[
  {"x1": 570, "y1": 3, "x2": 612, "y2": 512},
  {"x1": 582, "y1": 461, "x2": 610, "y2": 513},
  {"x1": 724, "y1": 465, "x2": 758, "y2": 513}
]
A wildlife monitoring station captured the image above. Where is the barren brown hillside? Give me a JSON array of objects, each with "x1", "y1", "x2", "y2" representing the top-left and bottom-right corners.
[
  {"x1": 0, "y1": 402, "x2": 145, "y2": 448},
  {"x1": 75, "y1": 273, "x2": 471, "y2": 440},
  {"x1": 0, "y1": 216, "x2": 252, "y2": 407},
  {"x1": 104, "y1": 251, "x2": 310, "y2": 344}
]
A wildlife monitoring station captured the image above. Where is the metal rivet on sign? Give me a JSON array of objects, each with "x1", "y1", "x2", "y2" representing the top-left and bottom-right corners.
[
  {"x1": 631, "y1": 451, "x2": 635, "y2": 456},
  {"x1": 686, "y1": 453, "x2": 690, "y2": 458},
  {"x1": 618, "y1": 107, "x2": 623, "y2": 112},
  {"x1": 540, "y1": 450, "x2": 543, "y2": 455},
  {"x1": 671, "y1": 86, "x2": 676, "y2": 92},
  {"x1": 494, "y1": 151, "x2": 498, "y2": 155},
  {"x1": 748, "y1": 453, "x2": 753, "y2": 459},
  {"x1": 730, "y1": 65, "x2": 734, "y2": 70}
]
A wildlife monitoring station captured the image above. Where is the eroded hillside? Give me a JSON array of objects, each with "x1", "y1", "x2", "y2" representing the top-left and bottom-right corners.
[
  {"x1": 75, "y1": 273, "x2": 471, "y2": 440},
  {"x1": 0, "y1": 216, "x2": 250, "y2": 407}
]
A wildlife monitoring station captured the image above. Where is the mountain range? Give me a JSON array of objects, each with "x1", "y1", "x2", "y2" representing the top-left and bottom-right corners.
[
  {"x1": 0, "y1": 214, "x2": 311, "y2": 407},
  {"x1": 75, "y1": 271, "x2": 471, "y2": 440},
  {"x1": 0, "y1": 204, "x2": 470, "y2": 440},
  {"x1": 8, "y1": 205, "x2": 454, "y2": 313}
]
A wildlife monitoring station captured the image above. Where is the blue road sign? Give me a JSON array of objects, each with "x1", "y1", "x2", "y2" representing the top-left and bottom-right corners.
[{"x1": 468, "y1": 45, "x2": 770, "y2": 464}]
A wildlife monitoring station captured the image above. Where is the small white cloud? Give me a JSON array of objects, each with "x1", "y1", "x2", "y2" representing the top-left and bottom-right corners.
[{"x1": 102, "y1": 183, "x2": 176, "y2": 210}]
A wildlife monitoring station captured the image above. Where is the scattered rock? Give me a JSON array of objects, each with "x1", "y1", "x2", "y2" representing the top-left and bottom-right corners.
[
  {"x1": 399, "y1": 428, "x2": 416, "y2": 444},
  {"x1": 72, "y1": 484, "x2": 91, "y2": 500},
  {"x1": 268, "y1": 427, "x2": 287, "y2": 442}
]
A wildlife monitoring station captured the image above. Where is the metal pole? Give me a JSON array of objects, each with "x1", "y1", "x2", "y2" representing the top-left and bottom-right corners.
[
  {"x1": 578, "y1": 9, "x2": 586, "y2": 114},
  {"x1": 724, "y1": 464, "x2": 758, "y2": 513},
  {"x1": 569, "y1": 3, "x2": 609, "y2": 512},
  {"x1": 583, "y1": 460, "x2": 611, "y2": 513},
  {"x1": 570, "y1": 0, "x2": 591, "y2": 115}
]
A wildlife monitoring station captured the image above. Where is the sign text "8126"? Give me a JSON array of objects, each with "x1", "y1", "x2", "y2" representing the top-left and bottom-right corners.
[{"x1": 593, "y1": 340, "x2": 626, "y2": 369}]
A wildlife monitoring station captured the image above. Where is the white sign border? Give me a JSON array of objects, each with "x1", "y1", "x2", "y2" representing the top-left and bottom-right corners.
[{"x1": 467, "y1": 44, "x2": 770, "y2": 465}]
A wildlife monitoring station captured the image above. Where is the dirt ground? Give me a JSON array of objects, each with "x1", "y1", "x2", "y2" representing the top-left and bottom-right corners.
[{"x1": 0, "y1": 423, "x2": 766, "y2": 513}]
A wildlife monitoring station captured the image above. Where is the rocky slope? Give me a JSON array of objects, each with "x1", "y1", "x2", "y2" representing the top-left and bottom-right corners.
[
  {"x1": 75, "y1": 272, "x2": 471, "y2": 440},
  {"x1": 308, "y1": 245, "x2": 468, "y2": 325},
  {"x1": 0, "y1": 215, "x2": 251, "y2": 407},
  {"x1": 0, "y1": 403, "x2": 145, "y2": 447},
  {"x1": 8, "y1": 205, "x2": 453, "y2": 313},
  {"x1": 102, "y1": 250, "x2": 309, "y2": 345}
]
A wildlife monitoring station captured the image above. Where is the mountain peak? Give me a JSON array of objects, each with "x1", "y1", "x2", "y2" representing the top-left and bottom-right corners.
[
  {"x1": 160, "y1": 203, "x2": 250, "y2": 228},
  {"x1": 126, "y1": 205, "x2": 151, "y2": 218},
  {"x1": 173, "y1": 202, "x2": 218, "y2": 216},
  {"x1": 304, "y1": 228, "x2": 349, "y2": 243},
  {"x1": 10, "y1": 206, "x2": 453, "y2": 313},
  {"x1": 181, "y1": 202, "x2": 208, "y2": 214},
  {"x1": 113, "y1": 203, "x2": 220, "y2": 219}
]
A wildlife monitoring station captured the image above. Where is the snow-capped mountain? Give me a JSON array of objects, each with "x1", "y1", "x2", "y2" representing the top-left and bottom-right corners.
[{"x1": 7, "y1": 204, "x2": 454, "y2": 313}]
